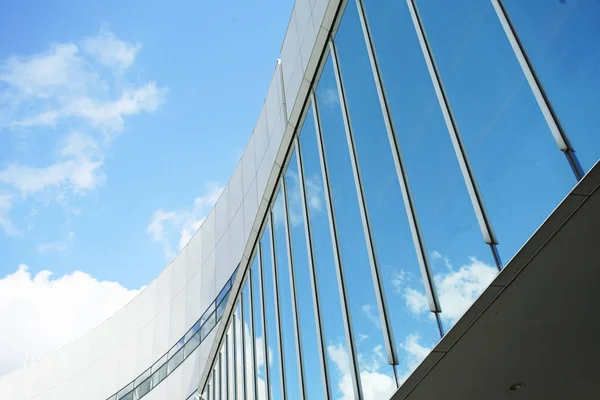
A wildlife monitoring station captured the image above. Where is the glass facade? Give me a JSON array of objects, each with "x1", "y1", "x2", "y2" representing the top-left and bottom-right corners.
[
  {"x1": 92, "y1": 1, "x2": 600, "y2": 400},
  {"x1": 202, "y1": 1, "x2": 598, "y2": 399}
]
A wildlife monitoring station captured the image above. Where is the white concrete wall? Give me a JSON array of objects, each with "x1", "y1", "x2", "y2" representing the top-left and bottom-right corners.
[{"x1": 0, "y1": 0, "x2": 340, "y2": 399}]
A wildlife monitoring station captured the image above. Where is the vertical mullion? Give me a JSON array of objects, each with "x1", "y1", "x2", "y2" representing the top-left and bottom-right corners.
[
  {"x1": 329, "y1": 37, "x2": 399, "y2": 366},
  {"x1": 405, "y1": 0, "x2": 502, "y2": 272},
  {"x1": 232, "y1": 310, "x2": 238, "y2": 400},
  {"x1": 218, "y1": 354, "x2": 222, "y2": 400},
  {"x1": 267, "y1": 212, "x2": 288, "y2": 400},
  {"x1": 240, "y1": 296, "x2": 247, "y2": 399},
  {"x1": 281, "y1": 176, "x2": 307, "y2": 399},
  {"x1": 490, "y1": 0, "x2": 584, "y2": 180},
  {"x1": 311, "y1": 88, "x2": 363, "y2": 399},
  {"x1": 249, "y1": 270, "x2": 260, "y2": 400},
  {"x1": 354, "y1": 0, "x2": 442, "y2": 327},
  {"x1": 294, "y1": 134, "x2": 332, "y2": 399},
  {"x1": 258, "y1": 243, "x2": 272, "y2": 400},
  {"x1": 223, "y1": 333, "x2": 229, "y2": 400}
]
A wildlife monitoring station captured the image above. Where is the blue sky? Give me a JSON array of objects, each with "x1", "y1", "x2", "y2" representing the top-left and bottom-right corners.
[{"x1": 0, "y1": 0, "x2": 292, "y2": 374}]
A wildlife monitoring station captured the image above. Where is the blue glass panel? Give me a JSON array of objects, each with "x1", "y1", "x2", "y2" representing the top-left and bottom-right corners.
[
  {"x1": 360, "y1": 0, "x2": 497, "y2": 336},
  {"x1": 298, "y1": 104, "x2": 352, "y2": 399},
  {"x1": 283, "y1": 147, "x2": 326, "y2": 400},
  {"x1": 242, "y1": 282, "x2": 256, "y2": 400},
  {"x1": 251, "y1": 256, "x2": 267, "y2": 400},
  {"x1": 260, "y1": 222, "x2": 284, "y2": 400},
  {"x1": 416, "y1": 0, "x2": 576, "y2": 263},
  {"x1": 334, "y1": 1, "x2": 447, "y2": 382},
  {"x1": 503, "y1": 0, "x2": 600, "y2": 173},
  {"x1": 271, "y1": 190, "x2": 302, "y2": 399},
  {"x1": 315, "y1": 52, "x2": 395, "y2": 397}
]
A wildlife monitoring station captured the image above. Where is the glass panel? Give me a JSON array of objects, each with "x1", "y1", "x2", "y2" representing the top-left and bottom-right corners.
[
  {"x1": 228, "y1": 326, "x2": 235, "y2": 399},
  {"x1": 503, "y1": 0, "x2": 600, "y2": 173},
  {"x1": 135, "y1": 377, "x2": 151, "y2": 399},
  {"x1": 185, "y1": 320, "x2": 201, "y2": 343},
  {"x1": 201, "y1": 303, "x2": 216, "y2": 326},
  {"x1": 334, "y1": 0, "x2": 447, "y2": 383},
  {"x1": 184, "y1": 330, "x2": 201, "y2": 358},
  {"x1": 152, "y1": 354, "x2": 167, "y2": 374},
  {"x1": 217, "y1": 281, "x2": 232, "y2": 304},
  {"x1": 271, "y1": 190, "x2": 302, "y2": 400},
  {"x1": 151, "y1": 363, "x2": 167, "y2": 388},
  {"x1": 217, "y1": 290, "x2": 230, "y2": 321},
  {"x1": 169, "y1": 337, "x2": 184, "y2": 358},
  {"x1": 260, "y1": 222, "x2": 284, "y2": 400},
  {"x1": 221, "y1": 349, "x2": 227, "y2": 400},
  {"x1": 298, "y1": 103, "x2": 353, "y2": 399},
  {"x1": 117, "y1": 383, "x2": 134, "y2": 400},
  {"x1": 134, "y1": 368, "x2": 152, "y2": 387},
  {"x1": 242, "y1": 281, "x2": 256, "y2": 400},
  {"x1": 415, "y1": 0, "x2": 576, "y2": 263},
  {"x1": 360, "y1": 0, "x2": 496, "y2": 343},
  {"x1": 201, "y1": 311, "x2": 217, "y2": 341},
  {"x1": 234, "y1": 304, "x2": 244, "y2": 398},
  {"x1": 315, "y1": 51, "x2": 395, "y2": 395},
  {"x1": 283, "y1": 147, "x2": 326, "y2": 400},
  {"x1": 168, "y1": 347, "x2": 184, "y2": 374},
  {"x1": 251, "y1": 255, "x2": 267, "y2": 400}
]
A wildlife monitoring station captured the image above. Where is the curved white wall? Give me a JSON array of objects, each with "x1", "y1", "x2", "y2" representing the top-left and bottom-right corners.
[{"x1": 0, "y1": 1, "x2": 337, "y2": 399}]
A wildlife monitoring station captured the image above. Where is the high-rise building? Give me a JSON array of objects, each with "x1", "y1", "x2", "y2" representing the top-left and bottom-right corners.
[{"x1": 1, "y1": 0, "x2": 599, "y2": 399}]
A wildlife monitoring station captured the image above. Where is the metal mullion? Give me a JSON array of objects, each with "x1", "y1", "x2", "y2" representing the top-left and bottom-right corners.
[
  {"x1": 258, "y1": 242, "x2": 272, "y2": 400},
  {"x1": 329, "y1": 36, "x2": 399, "y2": 366},
  {"x1": 354, "y1": 0, "x2": 442, "y2": 326},
  {"x1": 240, "y1": 296, "x2": 247, "y2": 400},
  {"x1": 490, "y1": 0, "x2": 584, "y2": 180},
  {"x1": 248, "y1": 271, "x2": 260, "y2": 400},
  {"x1": 218, "y1": 354, "x2": 222, "y2": 400},
  {"x1": 221, "y1": 333, "x2": 229, "y2": 400},
  {"x1": 232, "y1": 310, "x2": 238, "y2": 400},
  {"x1": 311, "y1": 88, "x2": 362, "y2": 399},
  {"x1": 267, "y1": 211, "x2": 288, "y2": 400},
  {"x1": 294, "y1": 134, "x2": 332, "y2": 399},
  {"x1": 405, "y1": 0, "x2": 502, "y2": 272},
  {"x1": 281, "y1": 174, "x2": 307, "y2": 399}
]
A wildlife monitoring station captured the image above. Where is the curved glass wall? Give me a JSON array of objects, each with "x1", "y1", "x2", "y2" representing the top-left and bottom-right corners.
[{"x1": 200, "y1": 1, "x2": 599, "y2": 399}]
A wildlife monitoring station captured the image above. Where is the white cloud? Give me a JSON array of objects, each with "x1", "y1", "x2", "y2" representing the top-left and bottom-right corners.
[
  {"x1": 0, "y1": 264, "x2": 141, "y2": 375},
  {"x1": 37, "y1": 231, "x2": 75, "y2": 253},
  {"x1": 401, "y1": 255, "x2": 497, "y2": 324},
  {"x1": 396, "y1": 334, "x2": 433, "y2": 385},
  {"x1": 147, "y1": 183, "x2": 224, "y2": 259},
  {"x1": 327, "y1": 342, "x2": 396, "y2": 400},
  {"x1": 360, "y1": 304, "x2": 381, "y2": 330},
  {"x1": 82, "y1": 29, "x2": 141, "y2": 71},
  {"x1": 320, "y1": 87, "x2": 340, "y2": 108},
  {"x1": 0, "y1": 195, "x2": 19, "y2": 237},
  {"x1": 0, "y1": 131, "x2": 105, "y2": 197},
  {"x1": 0, "y1": 29, "x2": 167, "y2": 237}
]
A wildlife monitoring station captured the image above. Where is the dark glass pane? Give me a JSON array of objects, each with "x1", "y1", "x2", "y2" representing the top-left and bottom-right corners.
[
  {"x1": 184, "y1": 330, "x2": 201, "y2": 358},
  {"x1": 503, "y1": 0, "x2": 600, "y2": 173},
  {"x1": 283, "y1": 147, "x2": 326, "y2": 399},
  {"x1": 167, "y1": 347, "x2": 184, "y2": 374},
  {"x1": 151, "y1": 363, "x2": 167, "y2": 387},
  {"x1": 416, "y1": 0, "x2": 576, "y2": 263},
  {"x1": 298, "y1": 103, "x2": 352, "y2": 399}
]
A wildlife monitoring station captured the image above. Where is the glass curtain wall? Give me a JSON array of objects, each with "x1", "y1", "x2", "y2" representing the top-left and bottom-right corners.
[{"x1": 202, "y1": 1, "x2": 598, "y2": 399}]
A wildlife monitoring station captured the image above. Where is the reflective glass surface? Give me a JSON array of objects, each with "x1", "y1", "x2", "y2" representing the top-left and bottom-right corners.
[
  {"x1": 416, "y1": 0, "x2": 576, "y2": 263},
  {"x1": 283, "y1": 147, "x2": 326, "y2": 400},
  {"x1": 360, "y1": 0, "x2": 497, "y2": 334},
  {"x1": 298, "y1": 103, "x2": 352, "y2": 398},
  {"x1": 228, "y1": 326, "x2": 235, "y2": 399},
  {"x1": 242, "y1": 282, "x2": 256, "y2": 400},
  {"x1": 271, "y1": 189, "x2": 302, "y2": 400},
  {"x1": 251, "y1": 255, "x2": 267, "y2": 400},
  {"x1": 315, "y1": 52, "x2": 395, "y2": 394},
  {"x1": 334, "y1": 0, "x2": 446, "y2": 381},
  {"x1": 503, "y1": 0, "x2": 600, "y2": 173},
  {"x1": 234, "y1": 305, "x2": 244, "y2": 398},
  {"x1": 259, "y1": 222, "x2": 284, "y2": 400},
  {"x1": 167, "y1": 347, "x2": 184, "y2": 374},
  {"x1": 201, "y1": 311, "x2": 216, "y2": 341}
]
